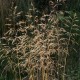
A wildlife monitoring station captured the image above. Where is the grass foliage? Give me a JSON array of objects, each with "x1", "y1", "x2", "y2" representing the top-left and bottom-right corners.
[{"x1": 0, "y1": 0, "x2": 80, "y2": 80}]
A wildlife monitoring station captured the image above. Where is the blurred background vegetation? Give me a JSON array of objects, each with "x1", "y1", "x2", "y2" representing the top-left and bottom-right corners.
[{"x1": 0, "y1": 0, "x2": 80, "y2": 80}]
